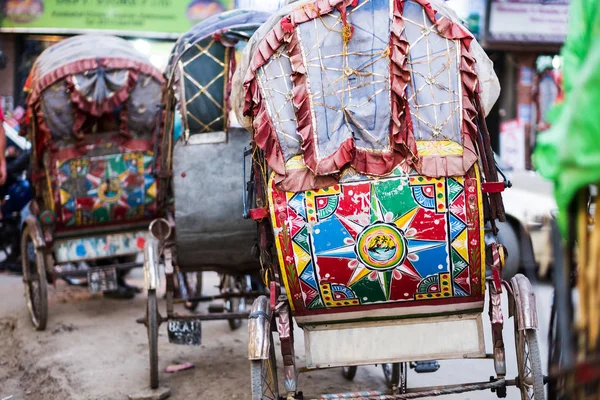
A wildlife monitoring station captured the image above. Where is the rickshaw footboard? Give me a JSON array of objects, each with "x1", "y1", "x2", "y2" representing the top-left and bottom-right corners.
[{"x1": 317, "y1": 378, "x2": 516, "y2": 399}]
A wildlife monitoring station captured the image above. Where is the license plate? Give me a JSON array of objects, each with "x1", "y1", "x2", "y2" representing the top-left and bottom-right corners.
[
  {"x1": 87, "y1": 267, "x2": 118, "y2": 293},
  {"x1": 167, "y1": 320, "x2": 202, "y2": 346}
]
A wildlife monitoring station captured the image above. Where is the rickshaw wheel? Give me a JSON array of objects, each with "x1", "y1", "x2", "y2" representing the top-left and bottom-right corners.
[
  {"x1": 226, "y1": 275, "x2": 244, "y2": 331},
  {"x1": 147, "y1": 289, "x2": 159, "y2": 389},
  {"x1": 382, "y1": 363, "x2": 408, "y2": 392},
  {"x1": 21, "y1": 224, "x2": 48, "y2": 331},
  {"x1": 183, "y1": 272, "x2": 203, "y2": 311},
  {"x1": 515, "y1": 325, "x2": 545, "y2": 400},
  {"x1": 341, "y1": 366, "x2": 357, "y2": 380},
  {"x1": 250, "y1": 332, "x2": 279, "y2": 400}
]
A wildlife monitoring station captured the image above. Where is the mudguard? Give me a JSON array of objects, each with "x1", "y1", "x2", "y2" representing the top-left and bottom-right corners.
[
  {"x1": 248, "y1": 295, "x2": 272, "y2": 361},
  {"x1": 510, "y1": 273, "x2": 539, "y2": 330}
]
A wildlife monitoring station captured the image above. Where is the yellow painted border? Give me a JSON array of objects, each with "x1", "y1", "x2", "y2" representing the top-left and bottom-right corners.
[
  {"x1": 267, "y1": 172, "x2": 296, "y2": 311},
  {"x1": 416, "y1": 140, "x2": 464, "y2": 156},
  {"x1": 474, "y1": 164, "x2": 486, "y2": 294}
]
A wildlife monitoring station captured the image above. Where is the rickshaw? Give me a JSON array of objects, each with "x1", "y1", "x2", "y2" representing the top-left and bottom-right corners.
[
  {"x1": 21, "y1": 35, "x2": 164, "y2": 331},
  {"x1": 140, "y1": 9, "x2": 271, "y2": 389},
  {"x1": 235, "y1": 0, "x2": 546, "y2": 398}
]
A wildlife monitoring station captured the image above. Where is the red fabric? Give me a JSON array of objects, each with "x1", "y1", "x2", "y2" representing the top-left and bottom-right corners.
[{"x1": 0, "y1": 103, "x2": 4, "y2": 122}]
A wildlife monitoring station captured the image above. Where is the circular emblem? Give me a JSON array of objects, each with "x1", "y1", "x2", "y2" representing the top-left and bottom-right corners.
[
  {"x1": 355, "y1": 222, "x2": 407, "y2": 271},
  {"x1": 98, "y1": 179, "x2": 122, "y2": 203}
]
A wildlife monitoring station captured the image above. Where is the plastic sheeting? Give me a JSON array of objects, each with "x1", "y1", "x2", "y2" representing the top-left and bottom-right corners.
[{"x1": 533, "y1": 0, "x2": 600, "y2": 234}]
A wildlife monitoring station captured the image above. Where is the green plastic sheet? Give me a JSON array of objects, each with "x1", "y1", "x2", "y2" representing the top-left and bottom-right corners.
[{"x1": 533, "y1": 0, "x2": 600, "y2": 234}]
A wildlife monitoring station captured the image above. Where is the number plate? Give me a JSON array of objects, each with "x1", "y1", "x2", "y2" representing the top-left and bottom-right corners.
[
  {"x1": 87, "y1": 267, "x2": 118, "y2": 293},
  {"x1": 167, "y1": 320, "x2": 202, "y2": 346}
]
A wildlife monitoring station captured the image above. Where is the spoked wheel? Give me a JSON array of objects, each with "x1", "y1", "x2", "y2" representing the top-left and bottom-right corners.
[
  {"x1": 183, "y1": 272, "x2": 203, "y2": 311},
  {"x1": 225, "y1": 275, "x2": 245, "y2": 331},
  {"x1": 21, "y1": 224, "x2": 48, "y2": 331},
  {"x1": 341, "y1": 366, "x2": 357, "y2": 380},
  {"x1": 147, "y1": 289, "x2": 159, "y2": 389},
  {"x1": 515, "y1": 325, "x2": 545, "y2": 399},
  {"x1": 250, "y1": 332, "x2": 279, "y2": 400},
  {"x1": 382, "y1": 363, "x2": 408, "y2": 392}
]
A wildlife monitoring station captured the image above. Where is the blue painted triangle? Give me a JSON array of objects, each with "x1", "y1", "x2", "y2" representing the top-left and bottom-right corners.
[
  {"x1": 288, "y1": 192, "x2": 306, "y2": 219},
  {"x1": 453, "y1": 285, "x2": 469, "y2": 297},
  {"x1": 318, "y1": 246, "x2": 357, "y2": 259},
  {"x1": 449, "y1": 213, "x2": 467, "y2": 241},
  {"x1": 407, "y1": 239, "x2": 446, "y2": 252},
  {"x1": 300, "y1": 261, "x2": 318, "y2": 289}
]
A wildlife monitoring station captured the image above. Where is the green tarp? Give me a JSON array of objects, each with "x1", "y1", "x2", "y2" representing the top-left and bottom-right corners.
[{"x1": 533, "y1": 0, "x2": 600, "y2": 234}]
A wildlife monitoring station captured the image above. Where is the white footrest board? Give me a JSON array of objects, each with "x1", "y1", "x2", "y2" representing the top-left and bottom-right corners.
[{"x1": 304, "y1": 314, "x2": 485, "y2": 369}]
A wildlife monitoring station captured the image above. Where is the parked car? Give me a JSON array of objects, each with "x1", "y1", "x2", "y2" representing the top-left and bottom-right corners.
[{"x1": 495, "y1": 155, "x2": 557, "y2": 279}]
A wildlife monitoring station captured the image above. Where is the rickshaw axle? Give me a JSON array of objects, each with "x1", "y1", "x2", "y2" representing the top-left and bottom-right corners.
[
  {"x1": 136, "y1": 312, "x2": 250, "y2": 325},
  {"x1": 317, "y1": 378, "x2": 515, "y2": 399},
  {"x1": 171, "y1": 291, "x2": 264, "y2": 304}
]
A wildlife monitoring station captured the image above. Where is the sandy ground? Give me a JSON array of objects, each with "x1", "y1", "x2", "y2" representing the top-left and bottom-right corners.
[{"x1": 0, "y1": 269, "x2": 552, "y2": 400}]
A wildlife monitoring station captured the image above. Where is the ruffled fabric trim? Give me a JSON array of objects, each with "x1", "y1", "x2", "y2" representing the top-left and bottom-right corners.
[{"x1": 28, "y1": 58, "x2": 164, "y2": 105}]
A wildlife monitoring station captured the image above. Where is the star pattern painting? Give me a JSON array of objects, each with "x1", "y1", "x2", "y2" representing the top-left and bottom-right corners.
[
  {"x1": 56, "y1": 152, "x2": 157, "y2": 227},
  {"x1": 270, "y1": 164, "x2": 484, "y2": 316}
]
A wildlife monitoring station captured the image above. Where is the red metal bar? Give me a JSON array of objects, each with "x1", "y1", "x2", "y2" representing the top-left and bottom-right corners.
[{"x1": 481, "y1": 182, "x2": 505, "y2": 193}]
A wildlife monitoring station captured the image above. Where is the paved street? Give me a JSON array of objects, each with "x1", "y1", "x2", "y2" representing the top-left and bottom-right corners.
[{"x1": 0, "y1": 269, "x2": 552, "y2": 400}]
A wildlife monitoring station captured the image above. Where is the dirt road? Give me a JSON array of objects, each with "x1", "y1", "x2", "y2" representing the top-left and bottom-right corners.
[{"x1": 0, "y1": 270, "x2": 551, "y2": 400}]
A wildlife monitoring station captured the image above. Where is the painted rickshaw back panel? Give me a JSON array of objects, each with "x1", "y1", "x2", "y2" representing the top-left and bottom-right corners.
[
  {"x1": 269, "y1": 165, "x2": 485, "y2": 324},
  {"x1": 236, "y1": 0, "x2": 501, "y2": 325},
  {"x1": 26, "y1": 35, "x2": 164, "y2": 234}
]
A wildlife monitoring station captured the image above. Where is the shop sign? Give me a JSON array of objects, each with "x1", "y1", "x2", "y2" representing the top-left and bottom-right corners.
[
  {"x1": 1, "y1": 0, "x2": 232, "y2": 38},
  {"x1": 487, "y1": 0, "x2": 569, "y2": 44}
]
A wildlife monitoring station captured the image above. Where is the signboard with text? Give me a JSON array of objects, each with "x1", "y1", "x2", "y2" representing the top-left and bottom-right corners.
[
  {"x1": 1, "y1": 0, "x2": 233, "y2": 37},
  {"x1": 488, "y1": 0, "x2": 569, "y2": 44}
]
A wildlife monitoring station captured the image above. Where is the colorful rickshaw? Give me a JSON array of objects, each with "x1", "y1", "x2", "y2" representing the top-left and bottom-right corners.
[
  {"x1": 21, "y1": 35, "x2": 164, "y2": 331},
  {"x1": 141, "y1": 9, "x2": 271, "y2": 389},
  {"x1": 235, "y1": 0, "x2": 546, "y2": 398}
]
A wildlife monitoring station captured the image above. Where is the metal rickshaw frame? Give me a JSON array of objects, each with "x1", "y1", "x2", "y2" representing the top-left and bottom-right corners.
[{"x1": 138, "y1": 10, "x2": 272, "y2": 390}]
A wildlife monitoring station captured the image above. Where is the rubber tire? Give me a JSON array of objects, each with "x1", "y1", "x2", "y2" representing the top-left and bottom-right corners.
[
  {"x1": 382, "y1": 363, "x2": 407, "y2": 391},
  {"x1": 497, "y1": 221, "x2": 521, "y2": 280},
  {"x1": 515, "y1": 327, "x2": 545, "y2": 400},
  {"x1": 227, "y1": 276, "x2": 243, "y2": 331},
  {"x1": 147, "y1": 289, "x2": 159, "y2": 389},
  {"x1": 250, "y1": 333, "x2": 279, "y2": 400},
  {"x1": 21, "y1": 224, "x2": 48, "y2": 331},
  {"x1": 342, "y1": 366, "x2": 357, "y2": 381},
  {"x1": 184, "y1": 272, "x2": 203, "y2": 312}
]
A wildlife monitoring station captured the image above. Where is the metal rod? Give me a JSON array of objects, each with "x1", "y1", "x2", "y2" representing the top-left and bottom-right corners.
[
  {"x1": 52, "y1": 262, "x2": 142, "y2": 278},
  {"x1": 317, "y1": 379, "x2": 515, "y2": 400},
  {"x1": 168, "y1": 312, "x2": 250, "y2": 321},
  {"x1": 172, "y1": 291, "x2": 264, "y2": 304}
]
